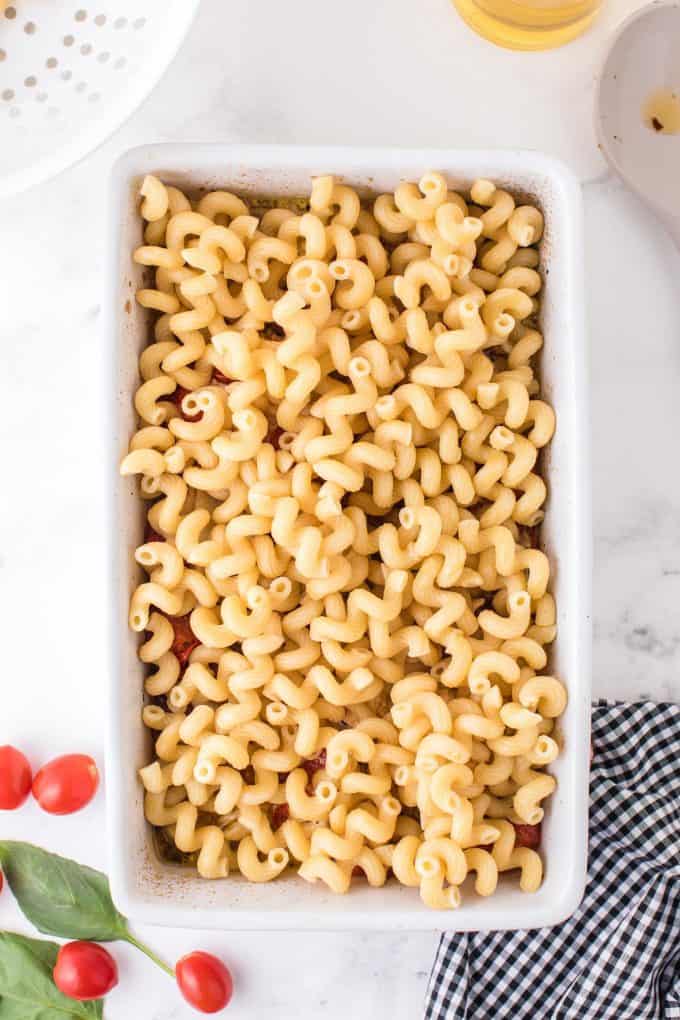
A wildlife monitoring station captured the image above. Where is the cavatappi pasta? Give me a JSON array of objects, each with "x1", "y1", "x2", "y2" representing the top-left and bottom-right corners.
[{"x1": 122, "y1": 171, "x2": 566, "y2": 909}]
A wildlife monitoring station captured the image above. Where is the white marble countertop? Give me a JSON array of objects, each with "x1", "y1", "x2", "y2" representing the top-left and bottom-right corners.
[{"x1": 1, "y1": 2, "x2": 679, "y2": 1018}]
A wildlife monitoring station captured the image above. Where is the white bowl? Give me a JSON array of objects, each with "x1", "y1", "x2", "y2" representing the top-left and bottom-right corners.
[{"x1": 106, "y1": 145, "x2": 592, "y2": 931}]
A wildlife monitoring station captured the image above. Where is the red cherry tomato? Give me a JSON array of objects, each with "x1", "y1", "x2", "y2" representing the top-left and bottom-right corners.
[
  {"x1": 176, "y1": 951, "x2": 233, "y2": 1014},
  {"x1": 168, "y1": 614, "x2": 200, "y2": 668},
  {"x1": 53, "y1": 941, "x2": 118, "y2": 1001},
  {"x1": 0, "y1": 745, "x2": 32, "y2": 810},
  {"x1": 0, "y1": 870, "x2": 4, "y2": 894},
  {"x1": 32, "y1": 754, "x2": 99, "y2": 815},
  {"x1": 512, "y1": 822, "x2": 541, "y2": 849}
]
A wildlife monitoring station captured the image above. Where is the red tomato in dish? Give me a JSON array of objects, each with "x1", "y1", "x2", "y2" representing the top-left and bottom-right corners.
[
  {"x1": 170, "y1": 614, "x2": 200, "y2": 667},
  {"x1": 32, "y1": 754, "x2": 99, "y2": 815},
  {"x1": 176, "y1": 951, "x2": 233, "y2": 1014},
  {"x1": 170, "y1": 386, "x2": 202, "y2": 422},
  {"x1": 211, "y1": 368, "x2": 233, "y2": 385},
  {"x1": 271, "y1": 803, "x2": 289, "y2": 829},
  {"x1": 512, "y1": 822, "x2": 541, "y2": 849},
  {"x1": 303, "y1": 750, "x2": 326, "y2": 795},
  {"x1": 0, "y1": 745, "x2": 32, "y2": 810},
  {"x1": 144, "y1": 521, "x2": 164, "y2": 544},
  {"x1": 266, "y1": 424, "x2": 284, "y2": 449},
  {"x1": 53, "y1": 942, "x2": 118, "y2": 1000},
  {"x1": 302, "y1": 749, "x2": 326, "y2": 781}
]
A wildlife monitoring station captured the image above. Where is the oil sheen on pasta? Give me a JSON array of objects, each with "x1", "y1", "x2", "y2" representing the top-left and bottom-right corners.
[
  {"x1": 121, "y1": 170, "x2": 567, "y2": 910},
  {"x1": 452, "y1": 0, "x2": 601, "y2": 50}
]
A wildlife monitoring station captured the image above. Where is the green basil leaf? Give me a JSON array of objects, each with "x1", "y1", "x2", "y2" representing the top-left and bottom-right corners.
[
  {"x1": 0, "y1": 931, "x2": 103, "y2": 1019},
  {"x1": 0, "y1": 843, "x2": 128, "y2": 944}
]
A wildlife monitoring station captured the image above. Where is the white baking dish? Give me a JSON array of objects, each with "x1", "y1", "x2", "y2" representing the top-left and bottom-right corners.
[{"x1": 106, "y1": 145, "x2": 591, "y2": 931}]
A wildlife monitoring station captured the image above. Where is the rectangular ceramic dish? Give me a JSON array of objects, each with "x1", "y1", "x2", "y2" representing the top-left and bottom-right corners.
[{"x1": 106, "y1": 145, "x2": 591, "y2": 930}]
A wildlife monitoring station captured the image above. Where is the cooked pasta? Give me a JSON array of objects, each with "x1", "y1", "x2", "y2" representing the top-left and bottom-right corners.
[{"x1": 122, "y1": 172, "x2": 564, "y2": 909}]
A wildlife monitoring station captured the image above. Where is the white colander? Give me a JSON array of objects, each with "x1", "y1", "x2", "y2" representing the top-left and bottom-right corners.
[{"x1": 0, "y1": 0, "x2": 199, "y2": 198}]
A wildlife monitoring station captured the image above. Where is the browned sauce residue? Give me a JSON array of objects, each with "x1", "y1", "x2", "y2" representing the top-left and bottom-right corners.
[{"x1": 643, "y1": 90, "x2": 680, "y2": 135}]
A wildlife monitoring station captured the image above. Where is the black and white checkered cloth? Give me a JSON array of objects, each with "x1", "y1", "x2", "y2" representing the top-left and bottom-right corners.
[{"x1": 426, "y1": 700, "x2": 680, "y2": 1020}]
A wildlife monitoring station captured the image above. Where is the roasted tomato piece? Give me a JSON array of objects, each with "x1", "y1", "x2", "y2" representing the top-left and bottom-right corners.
[
  {"x1": 512, "y1": 822, "x2": 541, "y2": 849},
  {"x1": 271, "y1": 803, "x2": 289, "y2": 830},
  {"x1": 302, "y1": 749, "x2": 326, "y2": 781},
  {"x1": 143, "y1": 521, "x2": 164, "y2": 544},
  {"x1": 169, "y1": 614, "x2": 200, "y2": 667},
  {"x1": 211, "y1": 367, "x2": 233, "y2": 385},
  {"x1": 169, "y1": 385, "x2": 202, "y2": 422},
  {"x1": 266, "y1": 423, "x2": 285, "y2": 449}
]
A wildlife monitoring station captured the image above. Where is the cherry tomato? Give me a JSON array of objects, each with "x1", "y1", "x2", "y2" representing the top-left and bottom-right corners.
[
  {"x1": 0, "y1": 745, "x2": 32, "y2": 810},
  {"x1": 271, "y1": 803, "x2": 289, "y2": 830},
  {"x1": 512, "y1": 822, "x2": 541, "y2": 849},
  {"x1": 169, "y1": 614, "x2": 200, "y2": 668},
  {"x1": 176, "y1": 951, "x2": 233, "y2": 1014},
  {"x1": 32, "y1": 754, "x2": 99, "y2": 815},
  {"x1": 53, "y1": 941, "x2": 118, "y2": 1001},
  {"x1": 0, "y1": 870, "x2": 3, "y2": 894}
]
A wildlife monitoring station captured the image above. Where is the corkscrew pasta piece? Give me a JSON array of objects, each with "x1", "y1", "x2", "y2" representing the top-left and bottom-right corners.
[{"x1": 122, "y1": 172, "x2": 565, "y2": 909}]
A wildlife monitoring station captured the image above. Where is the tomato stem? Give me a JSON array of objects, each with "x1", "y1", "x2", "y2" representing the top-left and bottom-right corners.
[{"x1": 125, "y1": 933, "x2": 175, "y2": 977}]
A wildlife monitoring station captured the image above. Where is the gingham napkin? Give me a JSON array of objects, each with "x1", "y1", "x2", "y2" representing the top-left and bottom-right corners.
[{"x1": 425, "y1": 700, "x2": 680, "y2": 1020}]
